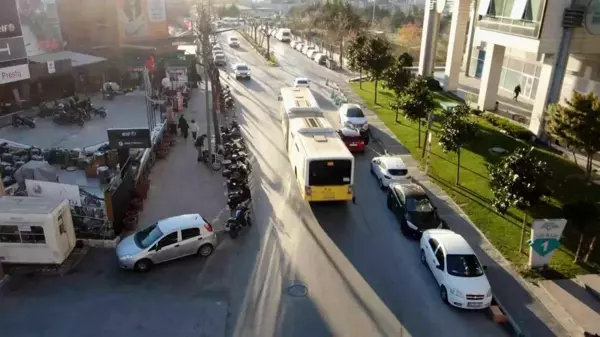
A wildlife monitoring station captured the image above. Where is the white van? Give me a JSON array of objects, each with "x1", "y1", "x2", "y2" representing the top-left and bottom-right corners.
[{"x1": 276, "y1": 28, "x2": 291, "y2": 43}]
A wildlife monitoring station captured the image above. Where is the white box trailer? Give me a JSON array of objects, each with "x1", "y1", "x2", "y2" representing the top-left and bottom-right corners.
[{"x1": 0, "y1": 197, "x2": 76, "y2": 264}]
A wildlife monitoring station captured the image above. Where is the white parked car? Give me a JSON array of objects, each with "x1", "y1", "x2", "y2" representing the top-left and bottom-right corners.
[
  {"x1": 308, "y1": 49, "x2": 320, "y2": 60},
  {"x1": 302, "y1": 45, "x2": 315, "y2": 55},
  {"x1": 295, "y1": 43, "x2": 304, "y2": 51},
  {"x1": 290, "y1": 41, "x2": 297, "y2": 49},
  {"x1": 294, "y1": 77, "x2": 310, "y2": 88},
  {"x1": 370, "y1": 156, "x2": 411, "y2": 188},
  {"x1": 420, "y1": 229, "x2": 492, "y2": 309},
  {"x1": 338, "y1": 103, "x2": 368, "y2": 131},
  {"x1": 233, "y1": 63, "x2": 251, "y2": 80}
]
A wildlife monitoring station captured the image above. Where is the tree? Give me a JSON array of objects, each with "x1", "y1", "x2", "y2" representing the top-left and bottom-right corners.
[
  {"x1": 396, "y1": 23, "x2": 422, "y2": 47},
  {"x1": 382, "y1": 53, "x2": 413, "y2": 96},
  {"x1": 488, "y1": 147, "x2": 552, "y2": 252},
  {"x1": 391, "y1": 76, "x2": 435, "y2": 147},
  {"x1": 363, "y1": 35, "x2": 393, "y2": 104},
  {"x1": 346, "y1": 34, "x2": 369, "y2": 89},
  {"x1": 546, "y1": 91, "x2": 600, "y2": 182},
  {"x1": 563, "y1": 201, "x2": 599, "y2": 263},
  {"x1": 397, "y1": 52, "x2": 414, "y2": 67},
  {"x1": 438, "y1": 104, "x2": 478, "y2": 185}
]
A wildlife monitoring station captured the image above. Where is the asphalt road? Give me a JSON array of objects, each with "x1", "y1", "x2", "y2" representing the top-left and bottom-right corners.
[
  {"x1": 218, "y1": 32, "x2": 509, "y2": 337},
  {"x1": 0, "y1": 93, "x2": 158, "y2": 149}
]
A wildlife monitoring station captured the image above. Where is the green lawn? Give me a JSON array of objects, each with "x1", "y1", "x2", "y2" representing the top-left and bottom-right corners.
[{"x1": 351, "y1": 81, "x2": 600, "y2": 279}]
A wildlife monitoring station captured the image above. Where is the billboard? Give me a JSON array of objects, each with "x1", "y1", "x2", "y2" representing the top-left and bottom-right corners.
[
  {"x1": 17, "y1": 0, "x2": 64, "y2": 56},
  {"x1": 0, "y1": 0, "x2": 29, "y2": 83},
  {"x1": 117, "y1": 0, "x2": 168, "y2": 43}
]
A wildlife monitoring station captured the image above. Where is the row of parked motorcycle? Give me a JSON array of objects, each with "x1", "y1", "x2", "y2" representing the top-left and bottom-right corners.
[
  {"x1": 220, "y1": 120, "x2": 252, "y2": 239},
  {"x1": 35, "y1": 97, "x2": 107, "y2": 126},
  {"x1": 220, "y1": 85, "x2": 236, "y2": 111}
]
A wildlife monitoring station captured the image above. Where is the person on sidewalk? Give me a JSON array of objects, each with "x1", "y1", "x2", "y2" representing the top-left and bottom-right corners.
[
  {"x1": 190, "y1": 119, "x2": 199, "y2": 140},
  {"x1": 513, "y1": 84, "x2": 521, "y2": 101},
  {"x1": 178, "y1": 115, "x2": 189, "y2": 139},
  {"x1": 195, "y1": 133, "x2": 207, "y2": 161}
]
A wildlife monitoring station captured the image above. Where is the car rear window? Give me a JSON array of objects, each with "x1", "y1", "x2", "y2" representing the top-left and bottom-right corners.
[
  {"x1": 236, "y1": 65, "x2": 248, "y2": 71},
  {"x1": 346, "y1": 107, "x2": 364, "y2": 118},
  {"x1": 297, "y1": 80, "x2": 308, "y2": 85},
  {"x1": 230, "y1": 37, "x2": 238, "y2": 41},
  {"x1": 388, "y1": 169, "x2": 408, "y2": 176}
]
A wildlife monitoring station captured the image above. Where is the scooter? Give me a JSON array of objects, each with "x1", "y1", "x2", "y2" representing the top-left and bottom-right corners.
[
  {"x1": 11, "y1": 115, "x2": 35, "y2": 128},
  {"x1": 225, "y1": 201, "x2": 252, "y2": 239}
]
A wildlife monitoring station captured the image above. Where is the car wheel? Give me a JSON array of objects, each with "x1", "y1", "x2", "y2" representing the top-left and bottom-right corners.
[
  {"x1": 197, "y1": 244, "x2": 214, "y2": 257},
  {"x1": 134, "y1": 259, "x2": 153, "y2": 272},
  {"x1": 420, "y1": 249, "x2": 426, "y2": 265},
  {"x1": 440, "y1": 285, "x2": 449, "y2": 304}
]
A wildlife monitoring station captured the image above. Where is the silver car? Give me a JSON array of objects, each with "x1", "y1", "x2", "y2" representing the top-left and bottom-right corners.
[{"x1": 116, "y1": 214, "x2": 217, "y2": 272}]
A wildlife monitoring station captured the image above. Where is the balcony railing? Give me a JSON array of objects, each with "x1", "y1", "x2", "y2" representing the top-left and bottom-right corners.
[{"x1": 477, "y1": 16, "x2": 542, "y2": 39}]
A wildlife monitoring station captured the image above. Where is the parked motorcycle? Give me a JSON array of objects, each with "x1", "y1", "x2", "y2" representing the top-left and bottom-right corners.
[
  {"x1": 52, "y1": 110, "x2": 84, "y2": 126},
  {"x1": 81, "y1": 98, "x2": 107, "y2": 118},
  {"x1": 11, "y1": 114, "x2": 35, "y2": 128},
  {"x1": 225, "y1": 201, "x2": 252, "y2": 239}
]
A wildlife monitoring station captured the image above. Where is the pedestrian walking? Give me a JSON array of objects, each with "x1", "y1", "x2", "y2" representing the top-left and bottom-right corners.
[
  {"x1": 178, "y1": 115, "x2": 189, "y2": 139},
  {"x1": 513, "y1": 84, "x2": 521, "y2": 101},
  {"x1": 190, "y1": 119, "x2": 199, "y2": 140}
]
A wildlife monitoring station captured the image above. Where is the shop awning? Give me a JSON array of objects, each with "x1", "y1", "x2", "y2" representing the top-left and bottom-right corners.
[{"x1": 28, "y1": 51, "x2": 107, "y2": 67}]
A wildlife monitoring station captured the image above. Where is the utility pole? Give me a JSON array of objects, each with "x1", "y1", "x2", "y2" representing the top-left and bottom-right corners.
[{"x1": 371, "y1": 0, "x2": 376, "y2": 27}]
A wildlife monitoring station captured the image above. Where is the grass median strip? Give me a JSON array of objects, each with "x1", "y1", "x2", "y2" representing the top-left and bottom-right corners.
[
  {"x1": 351, "y1": 81, "x2": 600, "y2": 279},
  {"x1": 237, "y1": 30, "x2": 278, "y2": 66}
]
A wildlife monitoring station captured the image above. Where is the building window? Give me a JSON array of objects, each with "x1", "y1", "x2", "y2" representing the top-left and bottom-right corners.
[{"x1": 0, "y1": 225, "x2": 46, "y2": 244}]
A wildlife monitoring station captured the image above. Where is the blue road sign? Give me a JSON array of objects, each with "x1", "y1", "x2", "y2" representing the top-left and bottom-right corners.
[{"x1": 528, "y1": 238, "x2": 561, "y2": 257}]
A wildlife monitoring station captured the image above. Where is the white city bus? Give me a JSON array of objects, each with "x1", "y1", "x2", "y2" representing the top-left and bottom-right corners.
[
  {"x1": 279, "y1": 87, "x2": 323, "y2": 134},
  {"x1": 286, "y1": 116, "x2": 354, "y2": 202}
]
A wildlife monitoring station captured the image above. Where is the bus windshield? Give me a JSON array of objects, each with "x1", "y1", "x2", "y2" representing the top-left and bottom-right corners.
[{"x1": 308, "y1": 159, "x2": 352, "y2": 186}]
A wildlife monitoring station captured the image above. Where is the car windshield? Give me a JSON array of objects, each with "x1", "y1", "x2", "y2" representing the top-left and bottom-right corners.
[
  {"x1": 236, "y1": 65, "x2": 248, "y2": 71},
  {"x1": 346, "y1": 107, "x2": 364, "y2": 118},
  {"x1": 406, "y1": 195, "x2": 434, "y2": 212},
  {"x1": 446, "y1": 254, "x2": 485, "y2": 277},
  {"x1": 215, "y1": 55, "x2": 224, "y2": 59},
  {"x1": 230, "y1": 38, "x2": 238, "y2": 42},
  {"x1": 297, "y1": 80, "x2": 308, "y2": 85},
  {"x1": 388, "y1": 168, "x2": 408, "y2": 176},
  {"x1": 134, "y1": 223, "x2": 164, "y2": 249}
]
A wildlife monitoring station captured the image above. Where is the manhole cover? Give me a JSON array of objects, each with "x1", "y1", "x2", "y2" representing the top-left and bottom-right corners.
[
  {"x1": 287, "y1": 284, "x2": 308, "y2": 297},
  {"x1": 489, "y1": 147, "x2": 507, "y2": 156}
]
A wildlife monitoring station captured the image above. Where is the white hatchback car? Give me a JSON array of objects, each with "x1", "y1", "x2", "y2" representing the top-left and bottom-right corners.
[
  {"x1": 370, "y1": 156, "x2": 411, "y2": 188},
  {"x1": 338, "y1": 103, "x2": 368, "y2": 132},
  {"x1": 420, "y1": 229, "x2": 492, "y2": 309},
  {"x1": 116, "y1": 214, "x2": 217, "y2": 272},
  {"x1": 294, "y1": 77, "x2": 310, "y2": 88}
]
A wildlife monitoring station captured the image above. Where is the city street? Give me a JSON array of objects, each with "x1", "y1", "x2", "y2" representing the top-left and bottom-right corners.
[
  {"x1": 0, "y1": 93, "x2": 158, "y2": 149},
  {"x1": 217, "y1": 32, "x2": 509, "y2": 337}
]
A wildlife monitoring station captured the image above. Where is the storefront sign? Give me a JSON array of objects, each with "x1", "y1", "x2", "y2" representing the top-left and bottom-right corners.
[
  {"x1": 25, "y1": 179, "x2": 82, "y2": 207},
  {"x1": 107, "y1": 128, "x2": 152, "y2": 149},
  {"x1": 0, "y1": 0, "x2": 23, "y2": 39},
  {"x1": 17, "y1": 0, "x2": 64, "y2": 56},
  {"x1": 0, "y1": 36, "x2": 27, "y2": 63},
  {"x1": 0, "y1": 63, "x2": 30, "y2": 84},
  {"x1": 527, "y1": 219, "x2": 567, "y2": 268},
  {"x1": 47, "y1": 60, "x2": 55, "y2": 73}
]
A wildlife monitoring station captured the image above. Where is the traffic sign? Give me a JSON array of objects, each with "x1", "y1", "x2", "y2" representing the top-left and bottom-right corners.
[
  {"x1": 528, "y1": 219, "x2": 566, "y2": 268},
  {"x1": 528, "y1": 238, "x2": 561, "y2": 257}
]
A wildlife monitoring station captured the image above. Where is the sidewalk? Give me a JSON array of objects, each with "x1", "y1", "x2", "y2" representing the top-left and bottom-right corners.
[
  {"x1": 336, "y1": 81, "x2": 568, "y2": 337},
  {"x1": 136, "y1": 85, "x2": 229, "y2": 233}
]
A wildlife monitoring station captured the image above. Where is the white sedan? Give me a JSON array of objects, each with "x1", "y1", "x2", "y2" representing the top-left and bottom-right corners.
[
  {"x1": 338, "y1": 103, "x2": 369, "y2": 132},
  {"x1": 420, "y1": 229, "x2": 493, "y2": 309},
  {"x1": 294, "y1": 77, "x2": 310, "y2": 88},
  {"x1": 370, "y1": 156, "x2": 411, "y2": 189}
]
